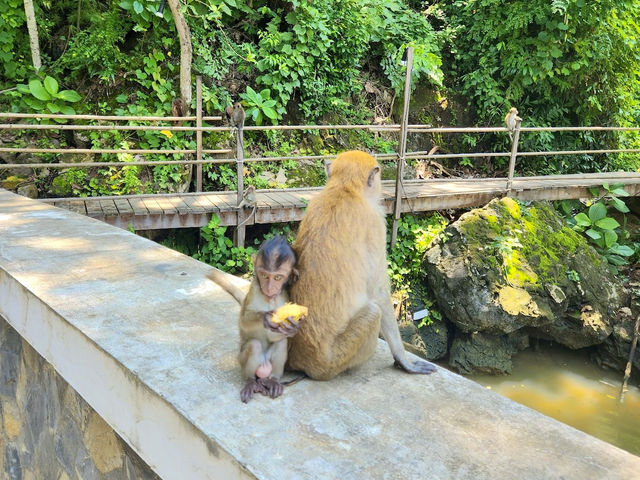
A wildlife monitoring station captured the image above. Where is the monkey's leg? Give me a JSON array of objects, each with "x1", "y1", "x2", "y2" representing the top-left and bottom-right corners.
[
  {"x1": 239, "y1": 339, "x2": 272, "y2": 380},
  {"x1": 304, "y1": 302, "x2": 382, "y2": 380},
  {"x1": 265, "y1": 338, "x2": 287, "y2": 380}
]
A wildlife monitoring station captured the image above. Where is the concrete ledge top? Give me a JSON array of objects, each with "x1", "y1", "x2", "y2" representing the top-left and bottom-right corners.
[{"x1": 1, "y1": 189, "x2": 639, "y2": 480}]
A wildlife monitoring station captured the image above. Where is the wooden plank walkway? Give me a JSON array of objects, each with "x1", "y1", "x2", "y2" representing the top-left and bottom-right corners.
[{"x1": 38, "y1": 172, "x2": 640, "y2": 231}]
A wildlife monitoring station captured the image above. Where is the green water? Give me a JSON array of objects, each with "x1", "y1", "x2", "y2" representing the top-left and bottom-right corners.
[{"x1": 466, "y1": 343, "x2": 640, "y2": 457}]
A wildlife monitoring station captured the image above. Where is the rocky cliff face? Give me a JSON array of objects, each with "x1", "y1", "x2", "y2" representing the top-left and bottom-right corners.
[{"x1": 423, "y1": 197, "x2": 630, "y2": 374}]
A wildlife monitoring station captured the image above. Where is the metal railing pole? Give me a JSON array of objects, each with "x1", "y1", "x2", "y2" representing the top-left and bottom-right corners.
[
  {"x1": 196, "y1": 76, "x2": 203, "y2": 192},
  {"x1": 235, "y1": 119, "x2": 246, "y2": 248},
  {"x1": 391, "y1": 47, "x2": 414, "y2": 248},
  {"x1": 506, "y1": 118, "x2": 522, "y2": 195}
]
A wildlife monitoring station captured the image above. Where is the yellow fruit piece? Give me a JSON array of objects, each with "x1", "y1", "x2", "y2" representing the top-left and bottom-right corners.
[{"x1": 271, "y1": 303, "x2": 308, "y2": 325}]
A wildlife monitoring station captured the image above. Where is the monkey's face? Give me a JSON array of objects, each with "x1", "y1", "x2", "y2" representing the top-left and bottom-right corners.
[{"x1": 256, "y1": 261, "x2": 294, "y2": 300}]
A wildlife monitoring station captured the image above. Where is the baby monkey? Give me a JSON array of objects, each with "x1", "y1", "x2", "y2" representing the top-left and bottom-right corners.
[{"x1": 207, "y1": 236, "x2": 303, "y2": 403}]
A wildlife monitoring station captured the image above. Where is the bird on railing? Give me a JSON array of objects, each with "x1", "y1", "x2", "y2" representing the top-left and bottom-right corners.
[{"x1": 504, "y1": 107, "x2": 522, "y2": 141}]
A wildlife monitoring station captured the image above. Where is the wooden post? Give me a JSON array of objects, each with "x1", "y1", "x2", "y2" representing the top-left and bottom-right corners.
[
  {"x1": 196, "y1": 76, "x2": 203, "y2": 192},
  {"x1": 235, "y1": 124, "x2": 246, "y2": 248},
  {"x1": 390, "y1": 47, "x2": 414, "y2": 248},
  {"x1": 506, "y1": 118, "x2": 522, "y2": 195}
]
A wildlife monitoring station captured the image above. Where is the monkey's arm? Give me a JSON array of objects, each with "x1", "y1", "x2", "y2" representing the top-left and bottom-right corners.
[
  {"x1": 379, "y1": 300, "x2": 436, "y2": 375},
  {"x1": 264, "y1": 312, "x2": 304, "y2": 337}
]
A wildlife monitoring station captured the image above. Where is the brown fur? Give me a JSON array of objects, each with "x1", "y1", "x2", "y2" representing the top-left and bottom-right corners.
[{"x1": 288, "y1": 151, "x2": 435, "y2": 380}]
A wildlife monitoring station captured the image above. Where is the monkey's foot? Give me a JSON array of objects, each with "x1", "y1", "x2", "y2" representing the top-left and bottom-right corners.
[
  {"x1": 394, "y1": 358, "x2": 436, "y2": 375},
  {"x1": 240, "y1": 379, "x2": 268, "y2": 403},
  {"x1": 257, "y1": 378, "x2": 284, "y2": 399}
]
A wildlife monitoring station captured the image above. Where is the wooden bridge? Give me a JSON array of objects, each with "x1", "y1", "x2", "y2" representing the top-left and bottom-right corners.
[{"x1": 39, "y1": 171, "x2": 640, "y2": 231}]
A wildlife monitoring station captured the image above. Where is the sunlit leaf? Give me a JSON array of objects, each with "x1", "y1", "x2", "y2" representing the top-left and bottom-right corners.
[
  {"x1": 603, "y1": 229, "x2": 617, "y2": 248},
  {"x1": 585, "y1": 229, "x2": 601, "y2": 240},
  {"x1": 58, "y1": 90, "x2": 82, "y2": 102},
  {"x1": 574, "y1": 212, "x2": 591, "y2": 227},
  {"x1": 29, "y1": 80, "x2": 50, "y2": 101},
  {"x1": 611, "y1": 197, "x2": 630, "y2": 213},
  {"x1": 595, "y1": 217, "x2": 619, "y2": 230},
  {"x1": 587, "y1": 202, "x2": 607, "y2": 223},
  {"x1": 609, "y1": 244, "x2": 635, "y2": 256},
  {"x1": 44, "y1": 76, "x2": 59, "y2": 95}
]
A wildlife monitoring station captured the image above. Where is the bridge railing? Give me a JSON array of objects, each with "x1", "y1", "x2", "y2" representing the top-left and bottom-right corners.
[{"x1": 2, "y1": 61, "x2": 640, "y2": 245}]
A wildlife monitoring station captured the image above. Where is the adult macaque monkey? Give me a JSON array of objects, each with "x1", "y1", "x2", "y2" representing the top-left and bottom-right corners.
[
  {"x1": 288, "y1": 151, "x2": 436, "y2": 380},
  {"x1": 504, "y1": 107, "x2": 522, "y2": 141},
  {"x1": 207, "y1": 236, "x2": 302, "y2": 402}
]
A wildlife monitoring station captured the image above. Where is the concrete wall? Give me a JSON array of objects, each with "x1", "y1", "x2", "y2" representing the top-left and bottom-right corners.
[
  {"x1": 0, "y1": 316, "x2": 159, "y2": 480},
  {"x1": 1, "y1": 189, "x2": 640, "y2": 480}
]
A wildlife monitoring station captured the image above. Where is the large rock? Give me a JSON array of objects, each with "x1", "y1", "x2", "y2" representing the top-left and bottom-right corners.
[
  {"x1": 425, "y1": 198, "x2": 627, "y2": 373},
  {"x1": 449, "y1": 331, "x2": 529, "y2": 375}
]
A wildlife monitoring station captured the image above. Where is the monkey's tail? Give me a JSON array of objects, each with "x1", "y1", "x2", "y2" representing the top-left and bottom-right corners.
[
  {"x1": 206, "y1": 268, "x2": 245, "y2": 305},
  {"x1": 280, "y1": 373, "x2": 307, "y2": 387},
  {"x1": 237, "y1": 205, "x2": 256, "y2": 227}
]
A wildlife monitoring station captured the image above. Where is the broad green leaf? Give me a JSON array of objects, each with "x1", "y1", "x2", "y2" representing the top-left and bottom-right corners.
[
  {"x1": 550, "y1": 46, "x2": 562, "y2": 58},
  {"x1": 611, "y1": 197, "x2": 630, "y2": 213},
  {"x1": 58, "y1": 90, "x2": 82, "y2": 102},
  {"x1": 588, "y1": 202, "x2": 607, "y2": 223},
  {"x1": 133, "y1": 1, "x2": 144, "y2": 14},
  {"x1": 588, "y1": 187, "x2": 600, "y2": 197},
  {"x1": 23, "y1": 96, "x2": 44, "y2": 110},
  {"x1": 611, "y1": 187, "x2": 630, "y2": 197},
  {"x1": 604, "y1": 229, "x2": 617, "y2": 248},
  {"x1": 119, "y1": 0, "x2": 133, "y2": 9},
  {"x1": 606, "y1": 254, "x2": 628, "y2": 266},
  {"x1": 595, "y1": 217, "x2": 620, "y2": 230},
  {"x1": 263, "y1": 106, "x2": 277, "y2": 119},
  {"x1": 574, "y1": 212, "x2": 591, "y2": 227},
  {"x1": 16, "y1": 83, "x2": 30, "y2": 94},
  {"x1": 46, "y1": 102, "x2": 60, "y2": 113},
  {"x1": 59, "y1": 105, "x2": 75, "y2": 115},
  {"x1": 610, "y1": 245, "x2": 634, "y2": 256},
  {"x1": 44, "y1": 76, "x2": 58, "y2": 95},
  {"x1": 29, "y1": 80, "x2": 51, "y2": 101},
  {"x1": 585, "y1": 229, "x2": 601, "y2": 240}
]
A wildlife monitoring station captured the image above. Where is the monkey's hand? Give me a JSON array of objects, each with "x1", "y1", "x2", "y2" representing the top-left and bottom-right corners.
[
  {"x1": 393, "y1": 356, "x2": 436, "y2": 375},
  {"x1": 264, "y1": 312, "x2": 304, "y2": 337}
]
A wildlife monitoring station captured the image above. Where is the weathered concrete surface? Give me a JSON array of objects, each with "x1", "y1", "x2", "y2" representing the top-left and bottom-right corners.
[{"x1": 1, "y1": 188, "x2": 639, "y2": 480}]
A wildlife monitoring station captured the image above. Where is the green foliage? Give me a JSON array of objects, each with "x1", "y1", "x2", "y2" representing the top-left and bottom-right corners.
[
  {"x1": 54, "y1": 4, "x2": 131, "y2": 82},
  {"x1": 14, "y1": 76, "x2": 82, "y2": 118},
  {"x1": 387, "y1": 213, "x2": 449, "y2": 289},
  {"x1": 387, "y1": 213, "x2": 448, "y2": 329},
  {"x1": 0, "y1": 0, "x2": 29, "y2": 84},
  {"x1": 247, "y1": 0, "x2": 442, "y2": 120},
  {"x1": 240, "y1": 86, "x2": 282, "y2": 126},
  {"x1": 118, "y1": 0, "x2": 168, "y2": 28},
  {"x1": 435, "y1": 0, "x2": 640, "y2": 173},
  {"x1": 558, "y1": 183, "x2": 637, "y2": 272},
  {"x1": 194, "y1": 215, "x2": 257, "y2": 274}
]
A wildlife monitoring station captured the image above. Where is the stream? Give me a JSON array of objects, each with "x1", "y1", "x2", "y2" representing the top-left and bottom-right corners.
[{"x1": 465, "y1": 342, "x2": 640, "y2": 457}]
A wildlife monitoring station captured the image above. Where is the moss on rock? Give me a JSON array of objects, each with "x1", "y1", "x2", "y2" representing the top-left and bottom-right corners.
[{"x1": 425, "y1": 198, "x2": 628, "y2": 373}]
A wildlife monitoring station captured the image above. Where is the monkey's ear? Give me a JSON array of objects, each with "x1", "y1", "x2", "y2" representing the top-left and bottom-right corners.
[
  {"x1": 367, "y1": 166, "x2": 381, "y2": 187},
  {"x1": 290, "y1": 267, "x2": 300, "y2": 284}
]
